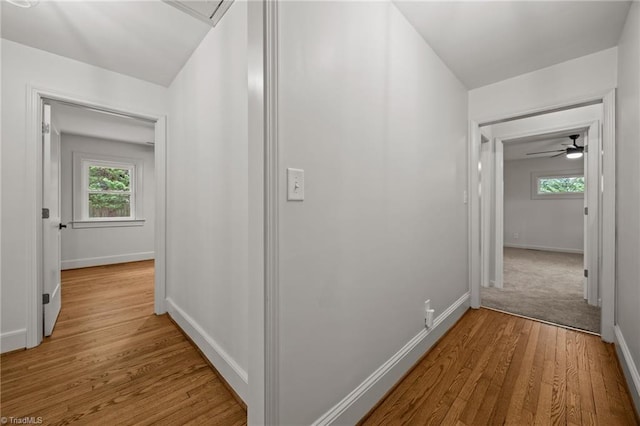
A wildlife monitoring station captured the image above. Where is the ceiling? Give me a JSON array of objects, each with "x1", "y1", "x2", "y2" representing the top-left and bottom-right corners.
[
  {"x1": 1, "y1": 1, "x2": 211, "y2": 86},
  {"x1": 52, "y1": 102, "x2": 155, "y2": 146},
  {"x1": 503, "y1": 131, "x2": 587, "y2": 161},
  {"x1": 1, "y1": 1, "x2": 632, "y2": 89},
  {"x1": 393, "y1": 1, "x2": 632, "y2": 89}
]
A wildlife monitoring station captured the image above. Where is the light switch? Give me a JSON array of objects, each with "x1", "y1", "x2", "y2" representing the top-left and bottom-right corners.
[{"x1": 287, "y1": 168, "x2": 304, "y2": 201}]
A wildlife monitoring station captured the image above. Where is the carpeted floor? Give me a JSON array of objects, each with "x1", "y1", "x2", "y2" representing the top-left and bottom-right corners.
[{"x1": 482, "y1": 247, "x2": 601, "y2": 333}]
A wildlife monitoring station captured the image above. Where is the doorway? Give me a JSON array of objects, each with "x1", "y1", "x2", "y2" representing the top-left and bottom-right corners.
[
  {"x1": 42, "y1": 99, "x2": 158, "y2": 336},
  {"x1": 27, "y1": 87, "x2": 167, "y2": 347},
  {"x1": 481, "y1": 125, "x2": 600, "y2": 333},
  {"x1": 469, "y1": 94, "x2": 616, "y2": 342}
]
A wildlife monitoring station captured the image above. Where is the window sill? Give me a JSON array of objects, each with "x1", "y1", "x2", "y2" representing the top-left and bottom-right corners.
[
  {"x1": 531, "y1": 193, "x2": 584, "y2": 200},
  {"x1": 71, "y1": 219, "x2": 146, "y2": 229}
]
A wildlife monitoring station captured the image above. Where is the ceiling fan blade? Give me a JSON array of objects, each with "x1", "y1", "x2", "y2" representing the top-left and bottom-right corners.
[
  {"x1": 551, "y1": 152, "x2": 565, "y2": 158},
  {"x1": 526, "y1": 149, "x2": 565, "y2": 155}
]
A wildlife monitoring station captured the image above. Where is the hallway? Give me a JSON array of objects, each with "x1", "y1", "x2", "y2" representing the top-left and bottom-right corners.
[{"x1": 0, "y1": 261, "x2": 246, "y2": 425}]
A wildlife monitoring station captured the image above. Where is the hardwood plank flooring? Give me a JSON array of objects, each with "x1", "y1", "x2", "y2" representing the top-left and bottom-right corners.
[
  {"x1": 0, "y1": 261, "x2": 246, "y2": 426},
  {"x1": 362, "y1": 308, "x2": 639, "y2": 426}
]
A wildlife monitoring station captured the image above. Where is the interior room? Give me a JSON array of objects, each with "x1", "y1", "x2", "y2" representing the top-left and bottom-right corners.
[
  {"x1": 1, "y1": 0, "x2": 639, "y2": 424},
  {"x1": 481, "y1": 130, "x2": 601, "y2": 333}
]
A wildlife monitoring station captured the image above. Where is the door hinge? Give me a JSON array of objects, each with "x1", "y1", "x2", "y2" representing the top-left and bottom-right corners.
[
  {"x1": 584, "y1": 145, "x2": 589, "y2": 154},
  {"x1": 43, "y1": 293, "x2": 50, "y2": 304},
  {"x1": 584, "y1": 269, "x2": 589, "y2": 278},
  {"x1": 42, "y1": 208, "x2": 50, "y2": 219},
  {"x1": 584, "y1": 207, "x2": 588, "y2": 215},
  {"x1": 42, "y1": 122, "x2": 50, "y2": 134}
]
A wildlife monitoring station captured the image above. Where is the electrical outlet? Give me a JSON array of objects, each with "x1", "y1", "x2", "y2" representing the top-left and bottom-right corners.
[
  {"x1": 513, "y1": 232, "x2": 519, "y2": 239},
  {"x1": 424, "y1": 300, "x2": 435, "y2": 329}
]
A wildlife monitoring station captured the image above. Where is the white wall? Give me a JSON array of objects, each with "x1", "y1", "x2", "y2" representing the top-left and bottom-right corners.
[
  {"x1": 504, "y1": 156, "x2": 584, "y2": 253},
  {"x1": 615, "y1": 0, "x2": 640, "y2": 410},
  {"x1": 277, "y1": 2, "x2": 468, "y2": 424},
  {"x1": 0, "y1": 39, "x2": 167, "y2": 352},
  {"x1": 469, "y1": 47, "x2": 618, "y2": 123},
  {"x1": 60, "y1": 134, "x2": 155, "y2": 269},
  {"x1": 165, "y1": 1, "x2": 249, "y2": 400}
]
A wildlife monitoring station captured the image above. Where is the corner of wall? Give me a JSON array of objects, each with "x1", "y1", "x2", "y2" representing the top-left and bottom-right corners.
[
  {"x1": 165, "y1": 297, "x2": 248, "y2": 403},
  {"x1": 614, "y1": 326, "x2": 640, "y2": 414},
  {"x1": 312, "y1": 293, "x2": 470, "y2": 426}
]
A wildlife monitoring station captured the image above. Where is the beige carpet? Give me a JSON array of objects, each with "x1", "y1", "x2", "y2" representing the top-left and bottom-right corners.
[{"x1": 482, "y1": 247, "x2": 601, "y2": 333}]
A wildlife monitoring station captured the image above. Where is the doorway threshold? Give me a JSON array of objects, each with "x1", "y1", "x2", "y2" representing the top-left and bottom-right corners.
[{"x1": 481, "y1": 305, "x2": 601, "y2": 337}]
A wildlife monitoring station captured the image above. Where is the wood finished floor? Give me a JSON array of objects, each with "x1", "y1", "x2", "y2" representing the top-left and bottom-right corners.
[
  {"x1": 362, "y1": 308, "x2": 639, "y2": 426},
  {"x1": 0, "y1": 261, "x2": 246, "y2": 426}
]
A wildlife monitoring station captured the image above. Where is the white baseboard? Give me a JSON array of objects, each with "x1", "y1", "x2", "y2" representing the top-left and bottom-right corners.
[
  {"x1": 504, "y1": 243, "x2": 583, "y2": 254},
  {"x1": 1, "y1": 329, "x2": 26, "y2": 353},
  {"x1": 165, "y1": 297, "x2": 248, "y2": 403},
  {"x1": 614, "y1": 325, "x2": 640, "y2": 413},
  {"x1": 312, "y1": 292, "x2": 470, "y2": 426},
  {"x1": 61, "y1": 251, "x2": 154, "y2": 270}
]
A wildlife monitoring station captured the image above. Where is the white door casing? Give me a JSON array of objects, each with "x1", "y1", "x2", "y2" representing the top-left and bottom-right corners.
[
  {"x1": 26, "y1": 86, "x2": 167, "y2": 348},
  {"x1": 584, "y1": 122, "x2": 601, "y2": 307},
  {"x1": 470, "y1": 96, "x2": 615, "y2": 341},
  {"x1": 42, "y1": 103, "x2": 62, "y2": 336}
]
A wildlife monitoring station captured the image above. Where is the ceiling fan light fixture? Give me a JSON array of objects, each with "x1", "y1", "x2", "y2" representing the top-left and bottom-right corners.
[
  {"x1": 6, "y1": 0, "x2": 39, "y2": 8},
  {"x1": 565, "y1": 134, "x2": 583, "y2": 159}
]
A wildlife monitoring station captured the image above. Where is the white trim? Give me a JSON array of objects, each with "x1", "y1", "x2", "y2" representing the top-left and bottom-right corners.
[
  {"x1": 247, "y1": 0, "x2": 267, "y2": 423},
  {"x1": 264, "y1": 1, "x2": 280, "y2": 425},
  {"x1": 469, "y1": 121, "x2": 482, "y2": 309},
  {"x1": 25, "y1": 85, "x2": 167, "y2": 348},
  {"x1": 600, "y1": 91, "x2": 615, "y2": 343},
  {"x1": 480, "y1": 138, "x2": 493, "y2": 289},
  {"x1": 475, "y1": 92, "x2": 612, "y2": 127},
  {"x1": 61, "y1": 252, "x2": 155, "y2": 270},
  {"x1": 165, "y1": 298, "x2": 248, "y2": 402},
  {"x1": 614, "y1": 325, "x2": 640, "y2": 412},
  {"x1": 70, "y1": 219, "x2": 146, "y2": 229},
  {"x1": 0, "y1": 329, "x2": 27, "y2": 353},
  {"x1": 153, "y1": 116, "x2": 167, "y2": 315},
  {"x1": 584, "y1": 120, "x2": 601, "y2": 308},
  {"x1": 312, "y1": 293, "x2": 470, "y2": 426},
  {"x1": 494, "y1": 139, "x2": 504, "y2": 289},
  {"x1": 504, "y1": 243, "x2": 584, "y2": 254}
]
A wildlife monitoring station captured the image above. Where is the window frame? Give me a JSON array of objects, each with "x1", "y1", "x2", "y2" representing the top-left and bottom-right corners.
[
  {"x1": 531, "y1": 169, "x2": 584, "y2": 200},
  {"x1": 72, "y1": 152, "x2": 145, "y2": 228}
]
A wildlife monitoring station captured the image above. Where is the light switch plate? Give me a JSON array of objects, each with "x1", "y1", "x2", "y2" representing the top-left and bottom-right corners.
[{"x1": 287, "y1": 168, "x2": 304, "y2": 201}]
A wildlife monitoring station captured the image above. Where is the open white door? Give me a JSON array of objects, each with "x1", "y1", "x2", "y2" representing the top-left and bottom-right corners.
[
  {"x1": 494, "y1": 139, "x2": 504, "y2": 289},
  {"x1": 584, "y1": 124, "x2": 600, "y2": 307},
  {"x1": 42, "y1": 103, "x2": 63, "y2": 336},
  {"x1": 583, "y1": 143, "x2": 589, "y2": 301}
]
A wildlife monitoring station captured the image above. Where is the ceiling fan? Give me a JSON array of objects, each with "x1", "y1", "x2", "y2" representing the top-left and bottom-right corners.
[{"x1": 526, "y1": 134, "x2": 584, "y2": 159}]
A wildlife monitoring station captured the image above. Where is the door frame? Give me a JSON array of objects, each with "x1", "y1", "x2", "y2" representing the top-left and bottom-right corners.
[
  {"x1": 25, "y1": 86, "x2": 168, "y2": 348},
  {"x1": 469, "y1": 90, "x2": 616, "y2": 342},
  {"x1": 247, "y1": 0, "x2": 278, "y2": 423},
  {"x1": 490, "y1": 119, "x2": 600, "y2": 306}
]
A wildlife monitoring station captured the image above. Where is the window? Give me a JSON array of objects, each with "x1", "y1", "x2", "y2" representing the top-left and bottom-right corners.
[
  {"x1": 87, "y1": 164, "x2": 134, "y2": 219},
  {"x1": 73, "y1": 152, "x2": 145, "y2": 228},
  {"x1": 531, "y1": 170, "x2": 584, "y2": 199}
]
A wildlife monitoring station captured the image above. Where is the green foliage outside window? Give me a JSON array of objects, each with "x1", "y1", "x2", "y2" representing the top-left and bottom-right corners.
[
  {"x1": 538, "y1": 176, "x2": 584, "y2": 194},
  {"x1": 88, "y1": 166, "x2": 132, "y2": 218}
]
